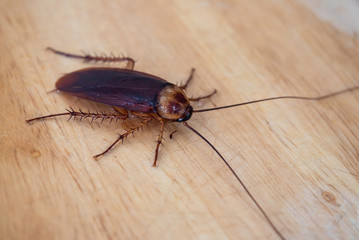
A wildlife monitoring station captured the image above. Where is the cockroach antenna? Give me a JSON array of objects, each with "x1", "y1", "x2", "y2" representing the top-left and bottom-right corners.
[
  {"x1": 183, "y1": 85, "x2": 359, "y2": 240},
  {"x1": 183, "y1": 122, "x2": 285, "y2": 239},
  {"x1": 193, "y1": 86, "x2": 359, "y2": 113}
]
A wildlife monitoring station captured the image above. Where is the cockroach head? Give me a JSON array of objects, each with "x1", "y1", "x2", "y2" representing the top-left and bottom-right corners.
[
  {"x1": 177, "y1": 105, "x2": 193, "y2": 122},
  {"x1": 155, "y1": 85, "x2": 192, "y2": 122}
]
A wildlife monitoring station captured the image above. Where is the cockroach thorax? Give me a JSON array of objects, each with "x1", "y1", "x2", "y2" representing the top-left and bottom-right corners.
[{"x1": 155, "y1": 84, "x2": 192, "y2": 122}]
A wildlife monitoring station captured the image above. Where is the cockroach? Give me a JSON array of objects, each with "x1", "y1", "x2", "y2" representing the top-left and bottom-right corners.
[{"x1": 26, "y1": 48, "x2": 358, "y2": 240}]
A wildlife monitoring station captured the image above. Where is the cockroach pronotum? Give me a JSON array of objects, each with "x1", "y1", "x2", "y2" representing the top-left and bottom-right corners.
[{"x1": 26, "y1": 48, "x2": 358, "y2": 239}]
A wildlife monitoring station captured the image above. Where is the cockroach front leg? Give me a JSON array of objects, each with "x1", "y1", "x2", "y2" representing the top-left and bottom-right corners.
[
  {"x1": 169, "y1": 130, "x2": 178, "y2": 139},
  {"x1": 188, "y1": 89, "x2": 217, "y2": 101},
  {"x1": 153, "y1": 119, "x2": 165, "y2": 167},
  {"x1": 178, "y1": 68, "x2": 217, "y2": 101},
  {"x1": 179, "y1": 68, "x2": 195, "y2": 89},
  {"x1": 47, "y1": 47, "x2": 135, "y2": 70}
]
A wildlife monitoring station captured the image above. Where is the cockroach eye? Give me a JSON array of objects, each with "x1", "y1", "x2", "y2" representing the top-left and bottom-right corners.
[{"x1": 177, "y1": 106, "x2": 193, "y2": 122}]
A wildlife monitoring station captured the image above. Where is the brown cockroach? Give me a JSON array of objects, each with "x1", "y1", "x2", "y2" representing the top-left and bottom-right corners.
[{"x1": 26, "y1": 48, "x2": 358, "y2": 239}]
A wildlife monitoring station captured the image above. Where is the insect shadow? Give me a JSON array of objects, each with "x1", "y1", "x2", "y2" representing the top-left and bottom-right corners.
[{"x1": 26, "y1": 47, "x2": 359, "y2": 240}]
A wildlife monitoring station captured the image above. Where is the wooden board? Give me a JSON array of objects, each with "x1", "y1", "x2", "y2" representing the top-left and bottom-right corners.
[{"x1": 1, "y1": 0, "x2": 359, "y2": 239}]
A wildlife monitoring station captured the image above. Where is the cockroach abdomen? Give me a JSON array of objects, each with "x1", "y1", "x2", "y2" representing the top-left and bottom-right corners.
[{"x1": 55, "y1": 67, "x2": 170, "y2": 113}]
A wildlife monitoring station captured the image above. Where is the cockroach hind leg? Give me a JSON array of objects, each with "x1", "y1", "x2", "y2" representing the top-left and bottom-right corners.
[
  {"x1": 26, "y1": 109, "x2": 128, "y2": 125},
  {"x1": 26, "y1": 112, "x2": 73, "y2": 124},
  {"x1": 47, "y1": 47, "x2": 136, "y2": 69},
  {"x1": 125, "y1": 59, "x2": 135, "y2": 70}
]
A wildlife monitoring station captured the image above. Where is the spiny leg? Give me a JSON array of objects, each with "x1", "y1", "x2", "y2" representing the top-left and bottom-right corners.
[
  {"x1": 47, "y1": 47, "x2": 135, "y2": 70},
  {"x1": 188, "y1": 89, "x2": 217, "y2": 101},
  {"x1": 93, "y1": 116, "x2": 152, "y2": 160},
  {"x1": 179, "y1": 68, "x2": 195, "y2": 89},
  {"x1": 26, "y1": 108, "x2": 128, "y2": 124},
  {"x1": 153, "y1": 119, "x2": 165, "y2": 167}
]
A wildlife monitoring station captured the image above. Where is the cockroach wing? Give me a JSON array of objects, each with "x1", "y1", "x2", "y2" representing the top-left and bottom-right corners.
[{"x1": 55, "y1": 68, "x2": 170, "y2": 112}]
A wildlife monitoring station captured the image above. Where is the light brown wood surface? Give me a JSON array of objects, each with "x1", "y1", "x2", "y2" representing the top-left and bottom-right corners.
[{"x1": 1, "y1": 0, "x2": 359, "y2": 239}]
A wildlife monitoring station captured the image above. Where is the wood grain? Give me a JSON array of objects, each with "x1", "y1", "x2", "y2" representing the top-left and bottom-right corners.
[{"x1": 1, "y1": 0, "x2": 359, "y2": 239}]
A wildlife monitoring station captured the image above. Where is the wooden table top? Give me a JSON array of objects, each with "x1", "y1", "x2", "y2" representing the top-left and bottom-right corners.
[{"x1": 1, "y1": 0, "x2": 359, "y2": 239}]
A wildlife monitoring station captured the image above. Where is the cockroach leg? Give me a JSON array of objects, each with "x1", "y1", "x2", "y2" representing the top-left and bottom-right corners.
[
  {"x1": 26, "y1": 112, "x2": 72, "y2": 124},
  {"x1": 188, "y1": 89, "x2": 217, "y2": 102},
  {"x1": 169, "y1": 130, "x2": 178, "y2": 139},
  {"x1": 130, "y1": 111, "x2": 153, "y2": 118},
  {"x1": 47, "y1": 47, "x2": 135, "y2": 70},
  {"x1": 153, "y1": 119, "x2": 165, "y2": 167},
  {"x1": 125, "y1": 59, "x2": 135, "y2": 70},
  {"x1": 26, "y1": 109, "x2": 127, "y2": 124},
  {"x1": 93, "y1": 116, "x2": 152, "y2": 160},
  {"x1": 113, "y1": 107, "x2": 129, "y2": 118},
  {"x1": 179, "y1": 68, "x2": 195, "y2": 89},
  {"x1": 93, "y1": 134, "x2": 125, "y2": 160}
]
